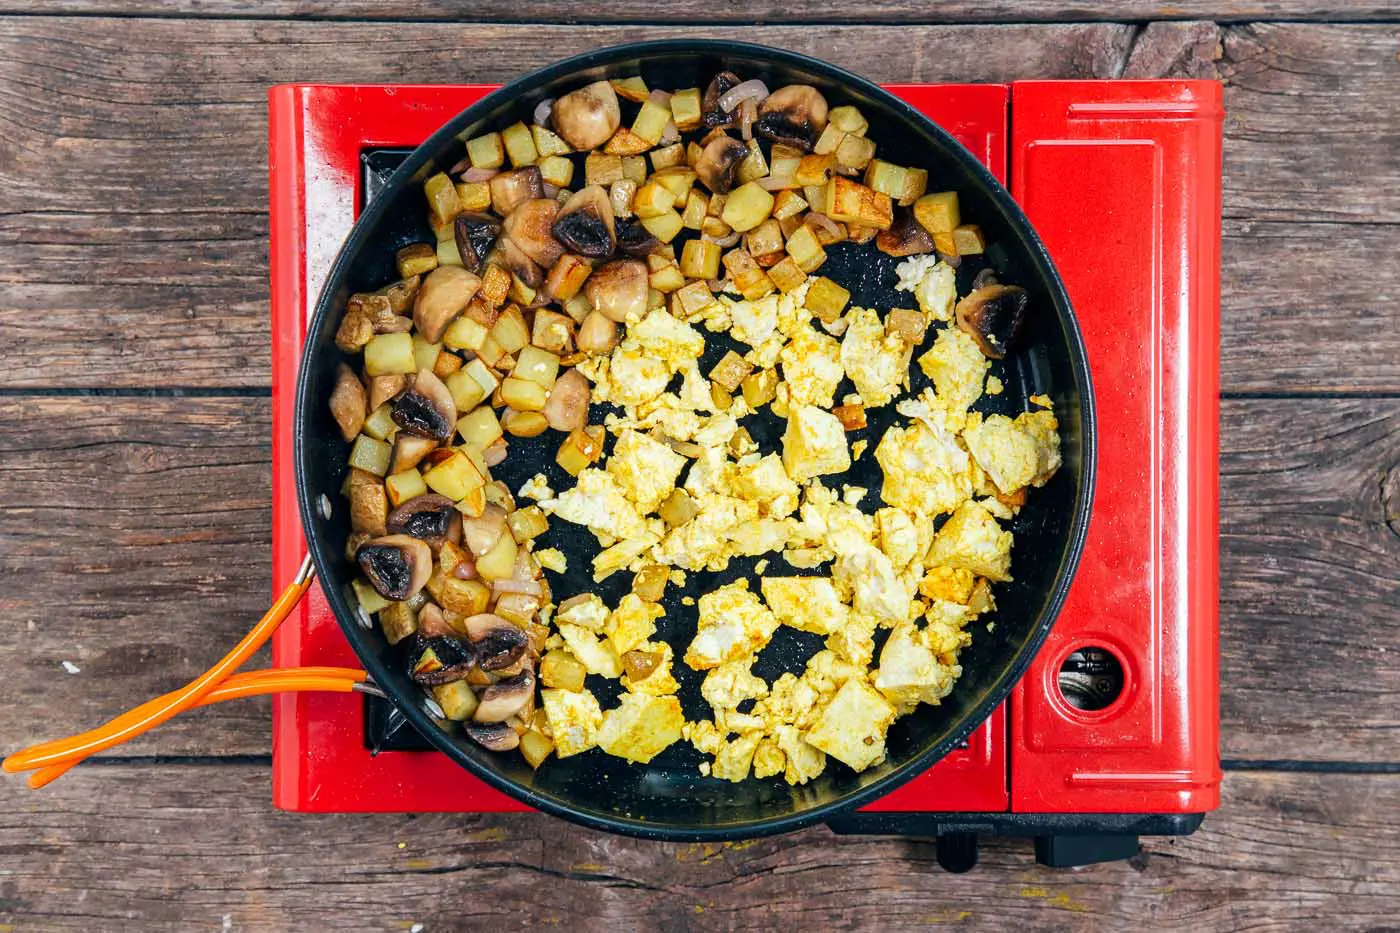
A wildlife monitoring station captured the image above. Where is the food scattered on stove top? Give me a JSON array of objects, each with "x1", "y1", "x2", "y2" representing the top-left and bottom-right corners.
[{"x1": 330, "y1": 71, "x2": 1060, "y2": 782}]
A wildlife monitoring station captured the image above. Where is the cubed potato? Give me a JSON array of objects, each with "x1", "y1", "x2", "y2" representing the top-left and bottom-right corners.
[
  {"x1": 651, "y1": 142, "x2": 685, "y2": 171},
  {"x1": 829, "y1": 105, "x2": 868, "y2": 135},
  {"x1": 720, "y1": 182, "x2": 774, "y2": 233},
  {"x1": 442, "y1": 315, "x2": 489, "y2": 352},
  {"x1": 362, "y1": 404, "x2": 398, "y2": 441},
  {"x1": 507, "y1": 505, "x2": 549, "y2": 543},
  {"x1": 669, "y1": 88, "x2": 702, "y2": 130},
  {"x1": 396, "y1": 243, "x2": 438, "y2": 279},
  {"x1": 710, "y1": 350, "x2": 753, "y2": 392},
  {"x1": 887, "y1": 308, "x2": 929, "y2": 344},
  {"x1": 767, "y1": 256, "x2": 807, "y2": 294},
  {"x1": 457, "y1": 406, "x2": 503, "y2": 450},
  {"x1": 813, "y1": 123, "x2": 846, "y2": 155},
  {"x1": 538, "y1": 155, "x2": 574, "y2": 189},
  {"x1": 633, "y1": 180, "x2": 677, "y2": 218},
  {"x1": 479, "y1": 263, "x2": 512, "y2": 307},
  {"x1": 544, "y1": 253, "x2": 593, "y2": 302},
  {"x1": 466, "y1": 132, "x2": 505, "y2": 169},
  {"x1": 793, "y1": 154, "x2": 834, "y2": 187},
  {"x1": 541, "y1": 650, "x2": 588, "y2": 692},
  {"x1": 805, "y1": 276, "x2": 851, "y2": 323},
  {"x1": 610, "y1": 179, "x2": 637, "y2": 219},
  {"x1": 604, "y1": 128, "x2": 653, "y2": 156},
  {"x1": 736, "y1": 140, "x2": 769, "y2": 185},
  {"x1": 423, "y1": 450, "x2": 484, "y2": 501},
  {"x1": 556, "y1": 425, "x2": 604, "y2": 476},
  {"x1": 384, "y1": 469, "x2": 428, "y2": 508},
  {"x1": 349, "y1": 481, "x2": 388, "y2": 534},
  {"x1": 740, "y1": 368, "x2": 778, "y2": 408},
  {"x1": 531, "y1": 308, "x2": 575, "y2": 354},
  {"x1": 500, "y1": 376, "x2": 548, "y2": 412},
  {"x1": 952, "y1": 224, "x2": 985, "y2": 255},
  {"x1": 431, "y1": 680, "x2": 479, "y2": 722},
  {"x1": 514, "y1": 346, "x2": 560, "y2": 389},
  {"x1": 826, "y1": 176, "x2": 893, "y2": 229},
  {"x1": 681, "y1": 190, "x2": 709, "y2": 229},
  {"x1": 584, "y1": 152, "x2": 624, "y2": 187},
  {"x1": 432, "y1": 350, "x2": 463, "y2": 380},
  {"x1": 745, "y1": 219, "x2": 786, "y2": 267},
  {"x1": 648, "y1": 259, "x2": 686, "y2": 293},
  {"x1": 771, "y1": 189, "x2": 808, "y2": 220},
  {"x1": 424, "y1": 172, "x2": 462, "y2": 228},
  {"x1": 348, "y1": 434, "x2": 392, "y2": 477},
  {"x1": 835, "y1": 133, "x2": 876, "y2": 172},
  {"x1": 832, "y1": 402, "x2": 867, "y2": 431},
  {"x1": 721, "y1": 249, "x2": 775, "y2": 301},
  {"x1": 621, "y1": 155, "x2": 648, "y2": 185},
  {"x1": 913, "y1": 191, "x2": 960, "y2": 233},
  {"x1": 455, "y1": 181, "x2": 492, "y2": 212},
  {"x1": 378, "y1": 602, "x2": 418, "y2": 645},
  {"x1": 639, "y1": 209, "x2": 684, "y2": 244},
  {"x1": 671, "y1": 280, "x2": 716, "y2": 320},
  {"x1": 784, "y1": 224, "x2": 828, "y2": 274},
  {"x1": 488, "y1": 305, "x2": 530, "y2": 354},
  {"x1": 652, "y1": 166, "x2": 697, "y2": 200},
  {"x1": 632, "y1": 100, "x2": 671, "y2": 145},
  {"x1": 899, "y1": 167, "x2": 928, "y2": 206},
  {"x1": 679, "y1": 239, "x2": 721, "y2": 280},
  {"x1": 531, "y1": 124, "x2": 571, "y2": 157},
  {"x1": 501, "y1": 121, "x2": 538, "y2": 167}
]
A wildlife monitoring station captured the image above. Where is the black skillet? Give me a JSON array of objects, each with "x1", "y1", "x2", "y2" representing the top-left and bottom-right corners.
[{"x1": 295, "y1": 40, "x2": 1095, "y2": 840}]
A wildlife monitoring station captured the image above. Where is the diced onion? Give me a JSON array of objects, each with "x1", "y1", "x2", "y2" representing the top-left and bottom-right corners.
[
  {"x1": 718, "y1": 79, "x2": 769, "y2": 114},
  {"x1": 463, "y1": 166, "x2": 499, "y2": 183},
  {"x1": 659, "y1": 120, "x2": 680, "y2": 146},
  {"x1": 542, "y1": 182, "x2": 560, "y2": 199},
  {"x1": 533, "y1": 98, "x2": 554, "y2": 127},
  {"x1": 483, "y1": 439, "x2": 509, "y2": 467},
  {"x1": 805, "y1": 211, "x2": 843, "y2": 240},
  {"x1": 492, "y1": 578, "x2": 544, "y2": 598},
  {"x1": 648, "y1": 89, "x2": 672, "y2": 106},
  {"x1": 757, "y1": 175, "x2": 790, "y2": 191},
  {"x1": 740, "y1": 98, "x2": 756, "y2": 140},
  {"x1": 703, "y1": 229, "x2": 741, "y2": 248}
]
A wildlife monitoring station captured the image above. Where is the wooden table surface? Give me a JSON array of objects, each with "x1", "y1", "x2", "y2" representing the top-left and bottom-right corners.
[{"x1": 1, "y1": 3, "x2": 1398, "y2": 930}]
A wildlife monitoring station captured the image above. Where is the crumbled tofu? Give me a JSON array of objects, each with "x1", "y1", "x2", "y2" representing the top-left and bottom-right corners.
[
  {"x1": 779, "y1": 324, "x2": 844, "y2": 408},
  {"x1": 534, "y1": 548, "x2": 567, "y2": 573},
  {"x1": 894, "y1": 256, "x2": 958, "y2": 322},
  {"x1": 607, "y1": 429, "x2": 688, "y2": 513},
  {"x1": 727, "y1": 294, "x2": 780, "y2": 347},
  {"x1": 761, "y1": 576, "x2": 848, "y2": 635},
  {"x1": 852, "y1": 439, "x2": 868, "y2": 459},
  {"x1": 962, "y1": 410, "x2": 1062, "y2": 495},
  {"x1": 627, "y1": 309, "x2": 705, "y2": 371},
  {"x1": 840, "y1": 308, "x2": 911, "y2": 407},
  {"x1": 542, "y1": 687, "x2": 604, "y2": 758},
  {"x1": 782, "y1": 404, "x2": 851, "y2": 482},
  {"x1": 873, "y1": 622, "x2": 960, "y2": 714},
  {"x1": 731, "y1": 453, "x2": 801, "y2": 517},
  {"x1": 927, "y1": 500, "x2": 1014, "y2": 582},
  {"x1": 874, "y1": 417, "x2": 973, "y2": 518},
  {"x1": 684, "y1": 718, "x2": 724, "y2": 756},
  {"x1": 684, "y1": 582, "x2": 780, "y2": 669},
  {"x1": 701, "y1": 659, "x2": 770, "y2": 710},
  {"x1": 835, "y1": 544, "x2": 912, "y2": 624},
  {"x1": 591, "y1": 531, "x2": 660, "y2": 582},
  {"x1": 825, "y1": 611, "x2": 880, "y2": 667},
  {"x1": 518, "y1": 473, "x2": 554, "y2": 502},
  {"x1": 606, "y1": 349, "x2": 670, "y2": 407},
  {"x1": 711, "y1": 732, "x2": 763, "y2": 782},
  {"x1": 919, "y1": 566, "x2": 976, "y2": 604},
  {"x1": 596, "y1": 693, "x2": 684, "y2": 763},
  {"x1": 918, "y1": 327, "x2": 989, "y2": 417},
  {"x1": 558, "y1": 622, "x2": 624, "y2": 678},
  {"x1": 541, "y1": 468, "x2": 650, "y2": 541},
  {"x1": 774, "y1": 724, "x2": 826, "y2": 785},
  {"x1": 556, "y1": 593, "x2": 609, "y2": 632},
  {"x1": 876, "y1": 507, "x2": 921, "y2": 570},
  {"x1": 621, "y1": 641, "x2": 680, "y2": 696},
  {"x1": 986, "y1": 374, "x2": 1004, "y2": 395},
  {"x1": 606, "y1": 593, "x2": 664, "y2": 656},
  {"x1": 804, "y1": 677, "x2": 897, "y2": 771}
]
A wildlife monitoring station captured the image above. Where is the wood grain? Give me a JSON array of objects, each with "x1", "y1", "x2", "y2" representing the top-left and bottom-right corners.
[
  {"x1": 2, "y1": 396, "x2": 1396, "y2": 762},
  {"x1": 0, "y1": 764, "x2": 1397, "y2": 931},
  {"x1": 3, "y1": 0, "x2": 1395, "y2": 22}
]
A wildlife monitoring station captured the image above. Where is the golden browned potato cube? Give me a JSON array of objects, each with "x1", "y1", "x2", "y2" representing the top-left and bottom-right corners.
[
  {"x1": 350, "y1": 481, "x2": 388, "y2": 534},
  {"x1": 531, "y1": 124, "x2": 572, "y2": 158},
  {"x1": 710, "y1": 350, "x2": 753, "y2": 391},
  {"x1": 777, "y1": 213, "x2": 803, "y2": 239},
  {"x1": 863, "y1": 159, "x2": 908, "y2": 200},
  {"x1": 634, "y1": 180, "x2": 677, "y2": 219},
  {"x1": 737, "y1": 141, "x2": 770, "y2": 185},
  {"x1": 541, "y1": 650, "x2": 588, "y2": 692},
  {"x1": 508, "y1": 505, "x2": 549, "y2": 543},
  {"x1": 768, "y1": 256, "x2": 807, "y2": 294},
  {"x1": 745, "y1": 219, "x2": 786, "y2": 267},
  {"x1": 932, "y1": 230, "x2": 958, "y2": 256},
  {"x1": 720, "y1": 181, "x2": 775, "y2": 234},
  {"x1": 610, "y1": 75, "x2": 649, "y2": 102},
  {"x1": 432, "y1": 350, "x2": 463, "y2": 380},
  {"x1": 652, "y1": 166, "x2": 697, "y2": 200},
  {"x1": 455, "y1": 181, "x2": 492, "y2": 212},
  {"x1": 479, "y1": 263, "x2": 511, "y2": 308},
  {"x1": 439, "y1": 577, "x2": 491, "y2": 616},
  {"x1": 740, "y1": 368, "x2": 778, "y2": 408},
  {"x1": 379, "y1": 602, "x2": 418, "y2": 645},
  {"x1": 648, "y1": 259, "x2": 686, "y2": 293},
  {"x1": 585, "y1": 152, "x2": 624, "y2": 187},
  {"x1": 443, "y1": 315, "x2": 488, "y2": 353},
  {"x1": 826, "y1": 176, "x2": 893, "y2": 229},
  {"x1": 651, "y1": 142, "x2": 685, "y2": 171},
  {"x1": 829, "y1": 105, "x2": 869, "y2": 135},
  {"x1": 845, "y1": 223, "x2": 879, "y2": 245},
  {"x1": 952, "y1": 224, "x2": 985, "y2": 255},
  {"x1": 722, "y1": 248, "x2": 775, "y2": 301},
  {"x1": 640, "y1": 209, "x2": 684, "y2": 244},
  {"x1": 833, "y1": 402, "x2": 867, "y2": 431},
  {"x1": 669, "y1": 88, "x2": 702, "y2": 130},
  {"x1": 532, "y1": 308, "x2": 575, "y2": 354},
  {"x1": 794, "y1": 153, "x2": 834, "y2": 187},
  {"x1": 804, "y1": 276, "x2": 851, "y2": 323},
  {"x1": 913, "y1": 191, "x2": 961, "y2": 234},
  {"x1": 679, "y1": 239, "x2": 721, "y2": 281},
  {"x1": 544, "y1": 253, "x2": 593, "y2": 302},
  {"x1": 771, "y1": 189, "x2": 808, "y2": 221},
  {"x1": 835, "y1": 133, "x2": 877, "y2": 172},
  {"x1": 605, "y1": 128, "x2": 653, "y2": 156},
  {"x1": 384, "y1": 469, "x2": 428, "y2": 509},
  {"x1": 431, "y1": 681, "x2": 478, "y2": 721},
  {"x1": 396, "y1": 243, "x2": 438, "y2": 279},
  {"x1": 457, "y1": 405, "x2": 503, "y2": 450},
  {"x1": 424, "y1": 172, "x2": 462, "y2": 228},
  {"x1": 813, "y1": 123, "x2": 846, "y2": 155},
  {"x1": 784, "y1": 224, "x2": 828, "y2": 274},
  {"x1": 679, "y1": 190, "x2": 708, "y2": 231},
  {"x1": 887, "y1": 308, "x2": 929, "y2": 344},
  {"x1": 424, "y1": 450, "x2": 485, "y2": 501},
  {"x1": 364, "y1": 332, "x2": 417, "y2": 376},
  {"x1": 899, "y1": 167, "x2": 928, "y2": 206},
  {"x1": 671, "y1": 280, "x2": 716, "y2": 320},
  {"x1": 632, "y1": 100, "x2": 671, "y2": 145},
  {"x1": 520, "y1": 730, "x2": 555, "y2": 769},
  {"x1": 488, "y1": 304, "x2": 530, "y2": 354},
  {"x1": 556, "y1": 425, "x2": 604, "y2": 476},
  {"x1": 538, "y1": 155, "x2": 574, "y2": 189},
  {"x1": 501, "y1": 121, "x2": 538, "y2": 167},
  {"x1": 466, "y1": 132, "x2": 505, "y2": 169}
]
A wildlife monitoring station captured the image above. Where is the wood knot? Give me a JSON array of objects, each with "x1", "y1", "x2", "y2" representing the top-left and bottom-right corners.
[{"x1": 1381, "y1": 465, "x2": 1400, "y2": 540}]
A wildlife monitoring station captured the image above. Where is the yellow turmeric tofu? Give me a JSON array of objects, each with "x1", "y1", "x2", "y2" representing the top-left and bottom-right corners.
[{"x1": 596, "y1": 693, "x2": 685, "y2": 763}]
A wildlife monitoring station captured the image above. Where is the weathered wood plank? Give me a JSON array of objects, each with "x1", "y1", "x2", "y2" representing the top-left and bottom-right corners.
[
  {"x1": 3, "y1": 0, "x2": 1395, "y2": 22},
  {"x1": 1, "y1": 396, "x2": 1396, "y2": 761},
  {"x1": 1, "y1": 765, "x2": 1398, "y2": 931}
]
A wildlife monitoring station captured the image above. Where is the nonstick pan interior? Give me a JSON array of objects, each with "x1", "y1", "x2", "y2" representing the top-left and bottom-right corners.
[{"x1": 295, "y1": 40, "x2": 1094, "y2": 839}]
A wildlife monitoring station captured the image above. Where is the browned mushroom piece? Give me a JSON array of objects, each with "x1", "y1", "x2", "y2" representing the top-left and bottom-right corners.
[
  {"x1": 409, "y1": 634, "x2": 478, "y2": 685},
  {"x1": 357, "y1": 534, "x2": 433, "y2": 600},
  {"x1": 416, "y1": 602, "x2": 457, "y2": 638},
  {"x1": 875, "y1": 208, "x2": 936, "y2": 258},
  {"x1": 955, "y1": 284, "x2": 1031, "y2": 360},
  {"x1": 542, "y1": 367, "x2": 590, "y2": 432},
  {"x1": 386, "y1": 493, "x2": 459, "y2": 548},
  {"x1": 489, "y1": 166, "x2": 546, "y2": 217},
  {"x1": 367, "y1": 373, "x2": 407, "y2": 412},
  {"x1": 389, "y1": 433, "x2": 438, "y2": 474},
  {"x1": 756, "y1": 85, "x2": 829, "y2": 152},
  {"x1": 493, "y1": 236, "x2": 545, "y2": 289},
  {"x1": 584, "y1": 259, "x2": 649, "y2": 322},
  {"x1": 460, "y1": 503, "x2": 508, "y2": 557},
  {"x1": 701, "y1": 71, "x2": 742, "y2": 128},
  {"x1": 463, "y1": 613, "x2": 530, "y2": 671},
  {"x1": 614, "y1": 218, "x2": 660, "y2": 258},
  {"x1": 503, "y1": 198, "x2": 565, "y2": 269},
  {"x1": 473, "y1": 669, "x2": 536, "y2": 723},
  {"x1": 453, "y1": 211, "x2": 503, "y2": 273},
  {"x1": 694, "y1": 135, "x2": 750, "y2": 195},
  {"x1": 551, "y1": 185, "x2": 616, "y2": 259},
  {"x1": 390, "y1": 369, "x2": 456, "y2": 441},
  {"x1": 462, "y1": 720, "x2": 521, "y2": 752},
  {"x1": 551, "y1": 80, "x2": 621, "y2": 151},
  {"x1": 413, "y1": 265, "x2": 481, "y2": 343},
  {"x1": 328, "y1": 363, "x2": 367, "y2": 442}
]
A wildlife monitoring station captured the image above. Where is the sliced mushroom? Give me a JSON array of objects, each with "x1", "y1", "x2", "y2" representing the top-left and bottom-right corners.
[
  {"x1": 493, "y1": 236, "x2": 545, "y2": 289},
  {"x1": 694, "y1": 135, "x2": 750, "y2": 195},
  {"x1": 576, "y1": 311, "x2": 618, "y2": 356},
  {"x1": 357, "y1": 534, "x2": 433, "y2": 600},
  {"x1": 551, "y1": 80, "x2": 621, "y2": 151},
  {"x1": 463, "y1": 613, "x2": 529, "y2": 671},
  {"x1": 413, "y1": 265, "x2": 480, "y2": 343},
  {"x1": 391, "y1": 369, "x2": 456, "y2": 441},
  {"x1": 875, "y1": 208, "x2": 936, "y2": 258},
  {"x1": 329, "y1": 363, "x2": 366, "y2": 442},
  {"x1": 408, "y1": 633, "x2": 477, "y2": 685},
  {"x1": 503, "y1": 198, "x2": 564, "y2": 269},
  {"x1": 390, "y1": 433, "x2": 438, "y2": 474},
  {"x1": 416, "y1": 602, "x2": 456, "y2": 638},
  {"x1": 379, "y1": 274, "x2": 421, "y2": 314},
  {"x1": 453, "y1": 211, "x2": 503, "y2": 273},
  {"x1": 701, "y1": 71, "x2": 741, "y2": 128},
  {"x1": 551, "y1": 185, "x2": 616, "y2": 259},
  {"x1": 387, "y1": 494, "x2": 458, "y2": 548},
  {"x1": 955, "y1": 284, "x2": 1031, "y2": 360},
  {"x1": 473, "y1": 669, "x2": 536, "y2": 723},
  {"x1": 368, "y1": 373, "x2": 407, "y2": 412},
  {"x1": 542, "y1": 367, "x2": 590, "y2": 432},
  {"x1": 462, "y1": 720, "x2": 521, "y2": 752},
  {"x1": 614, "y1": 218, "x2": 660, "y2": 258},
  {"x1": 460, "y1": 503, "x2": 508, "y2": 557},
  {"x1": 584, "y1": 259, "x2": 649, "y2": 322},
  {"x1": 489, "y1": 166, "x2": 545, "y2": 217},
  {"x1": 756, "y1": 84, "x2": 829, "y2": 152}
]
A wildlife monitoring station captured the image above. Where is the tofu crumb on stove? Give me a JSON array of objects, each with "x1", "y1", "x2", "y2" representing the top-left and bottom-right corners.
[
  {"x1": 558, "y1": 622, "x2": 624, "y2": 678},
  {"x1": 985, "y1": 374, "x2": 1004, "y2": 395},
  {"x1": 607, "y1": 428, "x2": 688, "y2": 514},
  {"x1": 605, "y1": 593, "x2": 664, "y2": 656},
  {"x1": 927, "y1": 500, "x2": 1014, "y2": 582},
  {"x1": 519, "y1": 472, "x2": 554, "y2": 502}
]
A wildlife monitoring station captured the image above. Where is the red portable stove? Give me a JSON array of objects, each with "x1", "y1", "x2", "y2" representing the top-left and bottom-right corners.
[{"x1": 268, "y1": 79, "x2": 1222, "y2": 870}]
